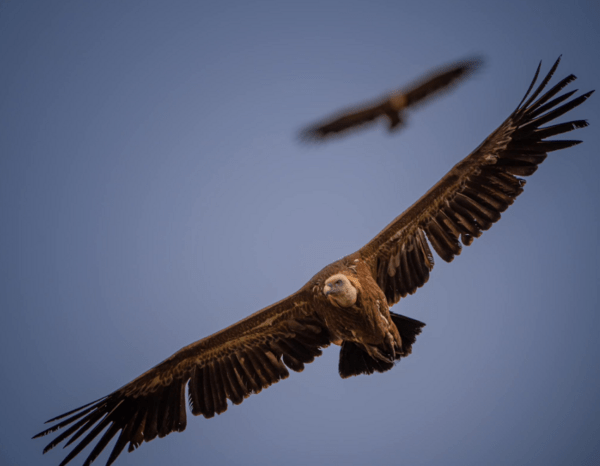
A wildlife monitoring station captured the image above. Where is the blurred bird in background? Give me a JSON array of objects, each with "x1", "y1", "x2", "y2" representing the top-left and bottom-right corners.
[{"x1": 300, "y1": 57, "x2": 482, "y2": 141}]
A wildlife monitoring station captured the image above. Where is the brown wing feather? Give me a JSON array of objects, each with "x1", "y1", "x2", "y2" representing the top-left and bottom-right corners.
[
  {"x1": 402, "y1": 57, "x2": 482, "y2": 107},
  {"x1": 33, "y1": 290, "x2": 331, "y2": 466},
  {"x1": 300, "y1": 102, "x2": 388, "y2": 140},
  {"x1": 358, "y1": 57, "x2": 593, "y2": 305},
  {"x1": 300, "y1": 57, "x2": 482, "y2": 141}
]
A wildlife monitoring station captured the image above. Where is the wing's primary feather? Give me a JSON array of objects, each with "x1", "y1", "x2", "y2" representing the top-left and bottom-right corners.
[
  {"x1": 33, "y1": 292, "x2": 331, "y2": 466},
  {"x1": 359, "y1": 56, "x2": 593, "y2": 305}
]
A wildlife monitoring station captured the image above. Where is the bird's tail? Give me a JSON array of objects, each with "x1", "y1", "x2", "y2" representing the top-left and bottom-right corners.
[
  {"x1": 391, "y1": 312, "x2": 426, "y2": 356},
  {"x1": 338, "y1": 312, "x2": 425, "y2": 378}
]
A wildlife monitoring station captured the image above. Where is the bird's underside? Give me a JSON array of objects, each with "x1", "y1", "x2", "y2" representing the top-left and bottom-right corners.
[
  {"x1": 34, "y1": 57, "x2": 592, "y2": 466},
  {"x1": 299, "y1": 57, "x2": 482, "y2": 141}
]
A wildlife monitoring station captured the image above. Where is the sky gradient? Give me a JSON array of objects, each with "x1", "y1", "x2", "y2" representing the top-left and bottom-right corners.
[{"x1": 1, "y1": 1, "x2": 599, "y2": 466}]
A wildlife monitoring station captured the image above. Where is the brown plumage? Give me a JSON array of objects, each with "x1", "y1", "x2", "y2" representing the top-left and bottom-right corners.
[
  {"x1": 34, "y1": 57, "x2": 592, "y2": 466},
  {"x1": 300, "y1": 57, "x2": 482, "y2": 141}
]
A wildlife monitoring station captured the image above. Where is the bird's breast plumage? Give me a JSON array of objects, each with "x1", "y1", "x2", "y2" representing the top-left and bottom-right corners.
[{"x1": 310, "y1": 258, "x2": 398, "y2": 348}]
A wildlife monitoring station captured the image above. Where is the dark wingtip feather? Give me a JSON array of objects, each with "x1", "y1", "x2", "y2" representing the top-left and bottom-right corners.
[
  {"x1": 526, "y1": 74, "x2": 585, "y2": 123},
  {"x1": 524, "y1": 90, "x2": 594, "y2": 131},
  {"x1": 41, "y1": 397, "x2": 106, "y2": 425},
  {"x1": 40, "y1": 415, "x2": 90, "y2": 453},
  {"x1": 525, "y1": 89, "x2": 577, "y2": 121},
  {"x1": 517, "y1": 60, "x2": 543, "y2": 109},
  {"x1": 453, "y1": 56, "x2": 485, "y2": 76},
  {"x1": 33, "y1": 400, "x2": 107, "y2": 440},
  {"x1": 297, "y1": 127, "x2": 322, "y2": 144},
  {"x1": 520, "y1": 56, "x2": 563, "y2": 111},
  {"x1": 33, "y1": 425, "x2": 62, "y2": 439}
]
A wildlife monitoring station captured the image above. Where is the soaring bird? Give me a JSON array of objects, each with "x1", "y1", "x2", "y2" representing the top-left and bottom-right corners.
[
  {"x1": 300, "y1": 57, "x2": 482, "y2": 141},
  {"x1": 34, "y1": 57, "x2": 592, "y2": 466}
]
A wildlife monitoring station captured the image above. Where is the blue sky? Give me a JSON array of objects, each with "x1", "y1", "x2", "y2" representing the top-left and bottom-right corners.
[{"x1": 1, "y1": 1, "x2": 599, "y2": 465}]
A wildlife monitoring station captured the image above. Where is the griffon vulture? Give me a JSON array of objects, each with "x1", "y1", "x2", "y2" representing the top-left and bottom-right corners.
[
  {"x1": 34, "y1": 57, "x2": 592, "y2": 466},
  {"x1": 300, "y1": 57, "x2": 482, "y2": 141}
]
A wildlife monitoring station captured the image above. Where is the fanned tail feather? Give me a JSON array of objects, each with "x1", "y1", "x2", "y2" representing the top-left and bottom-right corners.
[{"x1": 338, "y1": 312, "x2": 425, "y2": 378}]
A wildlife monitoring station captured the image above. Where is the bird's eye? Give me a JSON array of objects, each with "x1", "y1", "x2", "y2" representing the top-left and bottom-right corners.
[{"x1": 336, "y1": 280, "x2": 342, "y2": 285}]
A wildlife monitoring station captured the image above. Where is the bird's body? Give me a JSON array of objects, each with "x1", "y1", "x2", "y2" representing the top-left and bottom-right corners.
[
  {"x1": 34, "y1": 57, "x2": 592, "y2": 466},
  {"x1": 317, "y1": 260, "x2": 408, "y2": 367}
]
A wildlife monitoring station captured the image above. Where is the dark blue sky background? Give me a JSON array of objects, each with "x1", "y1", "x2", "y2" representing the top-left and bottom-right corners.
[{"x1": 2, "y1": 1, "x2": 599, "y2": 466}]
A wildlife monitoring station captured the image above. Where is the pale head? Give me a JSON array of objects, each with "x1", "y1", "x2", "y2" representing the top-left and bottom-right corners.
[{"x1": 323, "y1": 273, "x2": 357, "y2": 308}]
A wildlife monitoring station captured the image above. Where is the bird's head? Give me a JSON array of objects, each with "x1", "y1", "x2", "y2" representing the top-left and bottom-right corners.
[{"x1": 323, "y1": 273, "x2": 357, "y2": 308}]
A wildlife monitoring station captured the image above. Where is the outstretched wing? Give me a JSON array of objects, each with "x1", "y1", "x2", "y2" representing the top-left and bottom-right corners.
[
  {"x1": 401, "y1": 57, "x2": 483, "y2": 107},
  {"x1": 300, "y1": 57, "x2": 481, "y2": 141},
  {"x1": 33, "y1": 291, "x2": 330, "y2": 466},
  {"x1": 358, "y1": 57, "x2": 593, "y2": 306},
  {"x1": 301, "y1": 102, "x2": 388, "y2": 140}
]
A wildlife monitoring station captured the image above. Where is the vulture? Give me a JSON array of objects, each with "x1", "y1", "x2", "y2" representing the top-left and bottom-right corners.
[
  {"x1": 300, "y1": 57, "x2": 482, "y2": 141},
  {"x1": 34, "y1": 57, "x2": 592, "y2": 466}
]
